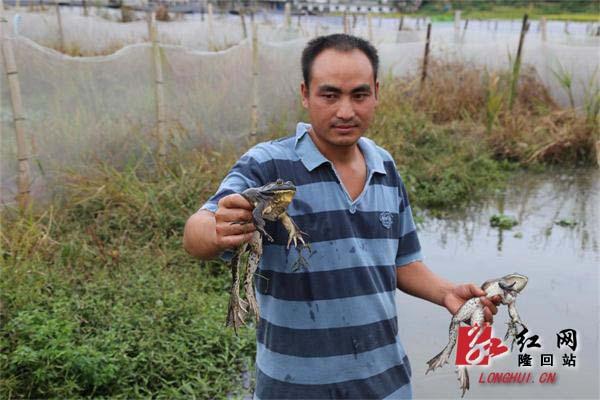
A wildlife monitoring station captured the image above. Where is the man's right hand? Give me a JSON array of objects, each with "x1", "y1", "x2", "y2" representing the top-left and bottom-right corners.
[{"x1": 214, "y1": 194, "x2": 257, "y2": 251}]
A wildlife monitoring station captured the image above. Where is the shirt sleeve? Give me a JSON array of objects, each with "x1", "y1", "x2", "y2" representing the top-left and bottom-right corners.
[
  {"x1": 199, "y1": 147, "x2": 270, "y2": 262},
  {"x1": 199, "y1": 147, "x2": 269, "y2": 213},
  {"x1": 395, "y1": 172, "x2": 424, "y2": 267}
]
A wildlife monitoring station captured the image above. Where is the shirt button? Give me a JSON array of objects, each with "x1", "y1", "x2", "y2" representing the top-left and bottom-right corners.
[{"x1": 349, "y1": 205, "x2": 356, "y2": 214}]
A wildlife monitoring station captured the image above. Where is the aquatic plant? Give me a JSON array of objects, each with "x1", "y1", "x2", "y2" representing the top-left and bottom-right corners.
[{"x1": 490, "y1": 214, "x2": 519, "y2": 229}]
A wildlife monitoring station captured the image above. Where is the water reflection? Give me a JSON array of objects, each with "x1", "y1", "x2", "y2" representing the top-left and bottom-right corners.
[{"x1": 419, "y1": 169, "x2": 599, "y2": 259}]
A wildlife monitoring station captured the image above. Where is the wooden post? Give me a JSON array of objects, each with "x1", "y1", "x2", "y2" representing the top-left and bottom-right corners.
[
  {"x1": 1, "y1": 9, "x2": 31, "y2": 208},
  {"x1": 421, "y1": 23, "x2": 432, "y2": 87},
  {"x1": 207, "y1": 2, "x2": 213, "y2": 42},
  {"x1": 454, "y1": 10, "x2": 461, "y2": 32},
  {"x1": 284, "y1": 2, "x2": 291, "y2": 30},
  {"x1": 250, "y1": 22, "x2": 259, "y2": 137},
  {"x1": 240, "y1": 9, "x2": 247, "y2": 39},
  {"x1": 398, "y1": 15, "x2": 404, "y2": 31},
  {"x1": 82, "y1": 0, "x2": 88, "y2": 16},
  {"x1": 540, "y1": 16, "x2": 546, "y2": 41},
  {"x1": 343, "y1": 12, "x2": 348, "y2": 34},
  {"x1": 461, "y1": 18, "x2": 468, "y2": 41},
  {"x1": 509, "y1": 14, "x2": 529, "y2": 111},
  {"x1": 148, "y1": 12, "x2": 167, "y2": 162},
  {"x1": 564, "y1": 21, "x2": 569, "y2": 35},
  {"x1": 367, "y1": 13, "x2": 373, "y2": 42},
  {"x1": 55, "y1": 0, "x2": 65, "y2": 52}
]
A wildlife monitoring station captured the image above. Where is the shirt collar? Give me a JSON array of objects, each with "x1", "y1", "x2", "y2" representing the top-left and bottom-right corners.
[{"x1": 294, "y1": 122, "x2": 387, "y2": 175}]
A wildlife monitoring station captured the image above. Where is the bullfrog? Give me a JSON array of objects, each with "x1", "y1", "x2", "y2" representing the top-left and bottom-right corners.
[
  {"x1": 226, "y1": 179, "x2": 310, "y2": 331},
  {"x1": 426, "y1": 273, "x2": 529, "y2": 397}
]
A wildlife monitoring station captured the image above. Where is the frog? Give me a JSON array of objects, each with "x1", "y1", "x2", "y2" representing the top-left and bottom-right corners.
[
  {"x1": 425, "y1": 273, "x2": 529, "y2": 397},
  {"x1": 226, "y1": 179, "x2": 310, "y2": 332}
]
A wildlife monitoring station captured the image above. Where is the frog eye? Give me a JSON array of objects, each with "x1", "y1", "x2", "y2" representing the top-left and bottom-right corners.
[
  {"x1": 275, "y1": 179, "x2": 284, "y2": 185},
  {"x1": 499, "y1": 281, "x2": 516, "y2": 291}
]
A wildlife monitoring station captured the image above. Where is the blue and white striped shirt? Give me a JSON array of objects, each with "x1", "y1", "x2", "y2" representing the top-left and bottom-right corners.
[{"x1": 202, "y1": 122, "x2": 423, "y2": 399}]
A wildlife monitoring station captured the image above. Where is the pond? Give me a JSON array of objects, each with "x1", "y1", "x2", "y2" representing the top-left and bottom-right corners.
[{"x1": 398, "y1": 169, "x2": 599, "y2": 398}]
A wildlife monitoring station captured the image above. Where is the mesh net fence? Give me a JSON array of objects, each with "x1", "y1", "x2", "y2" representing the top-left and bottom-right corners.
[{"x1": 1, "y1": 8, "x2": 599, "y2": 204}]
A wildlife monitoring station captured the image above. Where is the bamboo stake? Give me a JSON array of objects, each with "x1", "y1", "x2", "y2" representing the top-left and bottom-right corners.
[
  {"x1": 421, "y1": 22, "x2": 432, "y2": 87},
  {"x1": 454, "y1": 10, "x2": 461, "y2": 32},
  {"x1": 540, "y1": 16, "x2": 547, "y2": 41},
  {"x1": 207, "y1": 2, "x2": 213, "y2": 42},
  {"x1": 240, "y1": 9, "x2": 247, "y2": 39},
  {"x1": 343, "y1": 11, "x2": 348, "y2": 34},
  {"x1": 461, "y1": 18, "x2": 468, "y2": 41},
  {"x1": 250, "y1": 22, "x2": 259, "y2": 137},
  {"x1": 55, "y1": 0, "x2": 65, "y2": 52},
  {"x1": 1, "y1": 9, "x2": 31, "y2": 208},
  {"x1": 148, "y1": 12, "x2": 166, "y2": 162},
  {"x1": 509, "y1": 14, "x2": 529, "y2": 111},
  {"x1": 367, "y1": 13, "x2": 372, "y2": 42},
  {"x1": 284, "y1": 2, "x2": 291, "y2": 30}
]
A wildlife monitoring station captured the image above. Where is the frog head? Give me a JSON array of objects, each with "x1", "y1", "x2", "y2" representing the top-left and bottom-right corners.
[
  {"x1": 498, "y1": 273, "x2": 528, "y2": 293},
  {"x1": 241, "y1": 179, "x2": 296, "y2": 208}
]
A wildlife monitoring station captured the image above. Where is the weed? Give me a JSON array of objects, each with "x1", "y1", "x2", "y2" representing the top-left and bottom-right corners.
[{"x1": 490, "y1": 214, "x2": 518, "y2": 229}]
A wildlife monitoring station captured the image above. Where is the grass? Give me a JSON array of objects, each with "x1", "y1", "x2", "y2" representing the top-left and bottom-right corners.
[{"x1": 1, "y1": 60, "x2": 598, "y2": 397}]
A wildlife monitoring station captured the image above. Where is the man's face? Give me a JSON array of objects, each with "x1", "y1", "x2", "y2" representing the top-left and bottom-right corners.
[{"x1": 301, "y1": 49, "x2": 379, "y2": 149}]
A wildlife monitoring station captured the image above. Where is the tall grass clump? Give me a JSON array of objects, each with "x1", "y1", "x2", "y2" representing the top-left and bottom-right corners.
[
  {"x1": 372, "y1": 59, "x2": 598, "y2": 209},
  {"x1": 1, "y1": 146, "x2": 256, "y2": 398}
]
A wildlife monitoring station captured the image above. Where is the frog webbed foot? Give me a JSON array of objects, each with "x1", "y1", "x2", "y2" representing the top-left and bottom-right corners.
[
  {"x1": 504, "y1": 320, "x2": 526, "y2": 351},
  {"x1": 286, "y1": 224, "x2": 309, "y2": 250}
]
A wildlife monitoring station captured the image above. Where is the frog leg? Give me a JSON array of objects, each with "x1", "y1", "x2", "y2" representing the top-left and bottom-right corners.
[
  {"x1": 251, "y1": 201, "x2": 274, "y2": 242},
  {"x1": 226, "y1": 243, "x2": 249, "y2": 333},
  {"x1": 278, "y1": 213, "x2": 309, "y2": 250},
  {"x1": 504, "y1": 301, "x2": 526, "y2": 351},
  {"x1": 244, "y1": 232, "x2": 262, "y2": 321},
  {"x1": 456, "y1": 307, "x2": 484, "y2": 398}
]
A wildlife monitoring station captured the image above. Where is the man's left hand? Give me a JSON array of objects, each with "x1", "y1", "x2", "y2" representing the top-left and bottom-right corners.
[{"x1": 442, "y1": 284, "x2": 501, "y2": 324}]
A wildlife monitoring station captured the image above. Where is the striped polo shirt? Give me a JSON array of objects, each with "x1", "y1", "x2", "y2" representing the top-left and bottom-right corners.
[{"x1": 201, "y1": 122, "x2": 423, "y2": 399}]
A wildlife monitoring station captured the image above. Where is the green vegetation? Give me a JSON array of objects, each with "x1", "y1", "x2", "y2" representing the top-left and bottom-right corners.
[
  {"x1": 1, "y1": 59, "x2": 598, "y2": 397},
  {"x1": 1, "y1": 153, "x2": 255, "y2": 398},
  {"x1": 490, "y1": 214, "x2": 519, "y2": 229},
  {"x1": 413, "y1": 0, "x2": 600, "y2": 22},
  {"x1": 555, "y1": 219, "x2": 578, "y2": 227}
]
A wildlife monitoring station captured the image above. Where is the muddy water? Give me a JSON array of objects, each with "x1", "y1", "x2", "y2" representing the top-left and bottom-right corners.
[{"x1": 397, "y1": 169, "x2": 599, "y2": 399}]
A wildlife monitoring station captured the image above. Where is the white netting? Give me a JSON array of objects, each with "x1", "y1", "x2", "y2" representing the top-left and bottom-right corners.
[{"x1": 1, "y1": 7, "x2": 599, "y2": 203}]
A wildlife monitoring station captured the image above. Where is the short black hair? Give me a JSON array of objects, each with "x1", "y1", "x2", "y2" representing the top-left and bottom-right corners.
[{"x1": 301, "y1": 34, "x2": 379, "y2": 90}]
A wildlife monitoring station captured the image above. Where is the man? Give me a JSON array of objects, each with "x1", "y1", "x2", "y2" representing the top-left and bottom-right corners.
[{"x1": 184, "y1": 34, "x2": 499, "y2": 399}]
